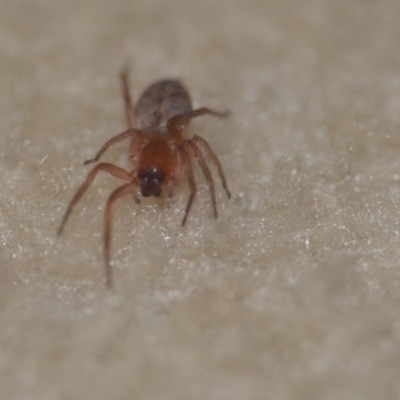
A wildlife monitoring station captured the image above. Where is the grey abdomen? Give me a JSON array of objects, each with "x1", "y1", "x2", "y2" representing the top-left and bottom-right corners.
[{"x1": 136, "y1": 80, "x2": 192, "y2": 132}]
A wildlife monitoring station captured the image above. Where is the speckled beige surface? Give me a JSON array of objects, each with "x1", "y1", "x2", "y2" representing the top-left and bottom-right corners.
[{"x1": 2, "y1": 1, "x2": 400, "y2": 399}]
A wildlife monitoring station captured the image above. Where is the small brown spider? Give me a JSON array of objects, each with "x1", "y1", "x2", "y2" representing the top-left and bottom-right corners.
[{"x1": 58, "y1": 70, "x2": 231, "y2": 288}]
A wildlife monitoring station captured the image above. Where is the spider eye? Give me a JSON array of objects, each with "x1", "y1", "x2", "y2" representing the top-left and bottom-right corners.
[{"x1": 139, "y1": 168, "x2": 165, "y2": 197}]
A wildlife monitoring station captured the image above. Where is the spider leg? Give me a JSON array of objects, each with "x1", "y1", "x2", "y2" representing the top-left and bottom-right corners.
[
  {"x1": 179, "y1": 145, "x2": 197, "y2": 226},
  {"x1": 104, "y1": 182, "x2": 138, "y2": 289},
  {"x1": 185, "y1": 141, "x2": 217, "y2": 219},
  {"x1": 168, "y1": 107, "x2": 229, "y2": 130},
  {"x1": 192, "y1": 135, "x2": 231, "y2": 199},
  {"x1": 84, "y1": 128, "x2": 139, "y2": 165},
  {"x1": 57, "y1": 163, "x2": 132, "y2": 237},
  {"x1": 120, "y1": 67, "x2": 136, "y2": 129}
]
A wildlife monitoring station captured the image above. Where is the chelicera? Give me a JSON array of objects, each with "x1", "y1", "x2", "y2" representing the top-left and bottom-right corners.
[{"x1": 58, "y1": 70, "x2": 231, "y2": 288}]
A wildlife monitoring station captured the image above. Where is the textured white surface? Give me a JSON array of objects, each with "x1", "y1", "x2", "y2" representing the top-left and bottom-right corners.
[{"x1": 1, "y1": 1, "x2": 400, "y2": 399}]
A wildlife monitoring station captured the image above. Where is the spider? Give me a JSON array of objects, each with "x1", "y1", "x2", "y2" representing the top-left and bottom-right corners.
[{"x1": 58, "y1": 70, "x2": 231, "y2": 288}]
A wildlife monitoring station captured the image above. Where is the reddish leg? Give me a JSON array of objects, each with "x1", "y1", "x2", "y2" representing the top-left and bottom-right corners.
[
  {"x1": 84, "y1": 69, "x2": 138, "y2": 166},
  {"x1": 180, "y1": 146, "x2": 197, "y2": 226},
  {"x1": 104, "y1": 182, "x2": 138, "y2": 289},
  {"x1": 185, "y1": 141, "x2": 217, "y2": 219},
  {"x1": 84, "y1": 128, "x2": 138, "y2": 165},
  {"x1": 167, "y1": 108, "x2": 229, "y2": 142},
  {"x1": 168, "y1": 107, "x2": 229, "y2": 131},
  {"x1": 57, "y1": 163, "x2": 132, "y2": 237},
  {"x1": 120, "y1": 67, "x2": 136, "y2": 129},
  {"x1": 192, "y1": 135, "x2": 231, "y2": 199}
]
